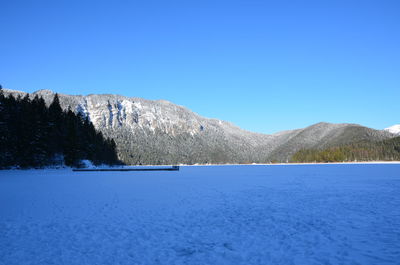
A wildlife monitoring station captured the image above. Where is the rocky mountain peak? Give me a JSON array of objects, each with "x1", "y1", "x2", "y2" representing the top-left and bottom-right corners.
[{"x1": 385, "y1": 125, "x2": 400, "y2": 135}]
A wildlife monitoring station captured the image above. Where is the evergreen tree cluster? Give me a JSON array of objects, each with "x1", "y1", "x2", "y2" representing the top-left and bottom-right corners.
[
  {"x1": 0, "y1": 90, "x2": 120, "y2": 168},
  {"x1": 291, "y1": 136, "x2": 400, "y2": 163}
]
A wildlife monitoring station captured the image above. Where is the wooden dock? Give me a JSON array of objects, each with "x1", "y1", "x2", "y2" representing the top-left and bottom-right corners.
[{"x1": 73, "y1": 166, "x2": 180, "y2": 172}]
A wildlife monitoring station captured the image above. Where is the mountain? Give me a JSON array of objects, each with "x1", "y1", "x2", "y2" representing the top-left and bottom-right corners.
[
  {"x1": 291, "y1": 136, "x2": 400, "y2": 163},
  {"x1": 385, "y1": 125, "x2": 400, "y2": 135},
  {"x1": 2, "y1": 89, "x2": 396, "y2": 164},
  {"x1": 266, "y1": 122, "x2": 395, "y2": 162}
]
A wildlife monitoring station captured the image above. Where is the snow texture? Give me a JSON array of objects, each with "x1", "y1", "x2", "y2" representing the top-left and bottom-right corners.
[
  {"x1": 385, "y1": 124, "x2": 400, "y2": 135},
  {"x1": 0, "y1": 164, "x2": 399, "y2": 265}
]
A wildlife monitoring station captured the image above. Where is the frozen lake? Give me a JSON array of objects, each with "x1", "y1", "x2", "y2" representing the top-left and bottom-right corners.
[{"x1": 1, "y1": 164, "x2": 399, "y2": 265}]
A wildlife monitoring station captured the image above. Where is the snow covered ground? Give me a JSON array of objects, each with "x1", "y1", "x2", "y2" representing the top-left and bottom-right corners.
[{"x1": 0, "y1": 164, "x2": 399, "y2": 265}]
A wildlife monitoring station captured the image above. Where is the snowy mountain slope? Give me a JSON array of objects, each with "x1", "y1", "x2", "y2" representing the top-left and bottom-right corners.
[
  {"x1": 385, "y1": 124, "x2": 400, "y2": 135},
  {"x1": 2, "y1": 89, "x2": 396, "y2": 164}
]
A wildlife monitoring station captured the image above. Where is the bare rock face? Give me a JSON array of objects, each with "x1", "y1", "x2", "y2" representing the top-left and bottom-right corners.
[
  {"x1": 32, "y1": 90, "x2": 225, "y2": 137},
  {"x1": 2, "y1": 89, "x2": 396, "y2": 164}
]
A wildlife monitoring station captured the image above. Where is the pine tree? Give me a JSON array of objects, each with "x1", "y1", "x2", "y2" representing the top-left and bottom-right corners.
[
  {"x1": 30, "y1": 95, "x2": 51, "y2": 166},
  {"x1": 0, "y1": 92, "x2": 121, "y2": 168},
  {"x1": 48, "y1": 94, "x2": 65, "y2": 156}
]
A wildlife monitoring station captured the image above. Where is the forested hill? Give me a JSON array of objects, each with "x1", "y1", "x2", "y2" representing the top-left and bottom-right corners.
[
  {"x1": 0, "y1": 89, "x2": 120, "y2": 168},
  {"x1": 1, "y1": 88, "x2": 396, "y2": 165},
  {"x1": 291, "y1": 136, "x2": 400, "y2": 163}
]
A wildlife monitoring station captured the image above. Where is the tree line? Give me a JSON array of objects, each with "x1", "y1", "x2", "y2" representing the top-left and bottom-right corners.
[
  {"x1": 291, "y1": 136, "x2": 400, "y2": 163},
  {"x1": 0, "y1": 89, "x2": 121, "y2": 168}
]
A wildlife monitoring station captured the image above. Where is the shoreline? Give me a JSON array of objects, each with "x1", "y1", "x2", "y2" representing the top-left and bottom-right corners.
[
  {"x1": 2, "y1": 161, "x2": 400, "y2": 171},
  {"x1": 129, "y1": 161, "x2": 400, "y2": 167}
]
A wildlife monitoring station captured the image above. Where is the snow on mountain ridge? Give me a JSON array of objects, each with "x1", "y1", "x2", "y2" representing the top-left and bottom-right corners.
[
  {"x1": 28, "y1": 90, "x2": 207, "y2": 136},
  {"x1": 1, "y1": 88, "x2": 396, "y2": 164},
  {"x1": 384, "y1": 125, "x2": 400, "y2": 135}
]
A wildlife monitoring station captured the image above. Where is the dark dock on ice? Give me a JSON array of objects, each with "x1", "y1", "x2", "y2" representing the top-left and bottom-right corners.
[{"x1": 73, "y1": 166, "x2": 180, "y2": 172}]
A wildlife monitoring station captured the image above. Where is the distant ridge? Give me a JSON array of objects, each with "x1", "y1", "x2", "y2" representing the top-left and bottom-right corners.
[
  {"x1": 385, "y1": 125, "x2": 400, "y2": 135},
  {"x1": 2, "y1": 88, "x2": 397, "y2": 164}
]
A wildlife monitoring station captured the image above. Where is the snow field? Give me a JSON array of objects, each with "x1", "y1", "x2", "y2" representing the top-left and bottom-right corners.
[{"x1": 0, "y1": 164, "x2": 399, "y2": 265}]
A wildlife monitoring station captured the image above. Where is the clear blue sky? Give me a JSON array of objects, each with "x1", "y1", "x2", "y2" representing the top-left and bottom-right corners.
[{"x1": 1, "y1": 0, "x2": 399, "y2": 133}]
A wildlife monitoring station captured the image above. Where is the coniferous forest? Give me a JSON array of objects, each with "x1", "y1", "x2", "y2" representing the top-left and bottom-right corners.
[
  {"x1": 290, "y1": 136, "x2": 400, "y2": 163},
  {"x1": 0, "y1": 89, "x2": 120, "y2": 168}
]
